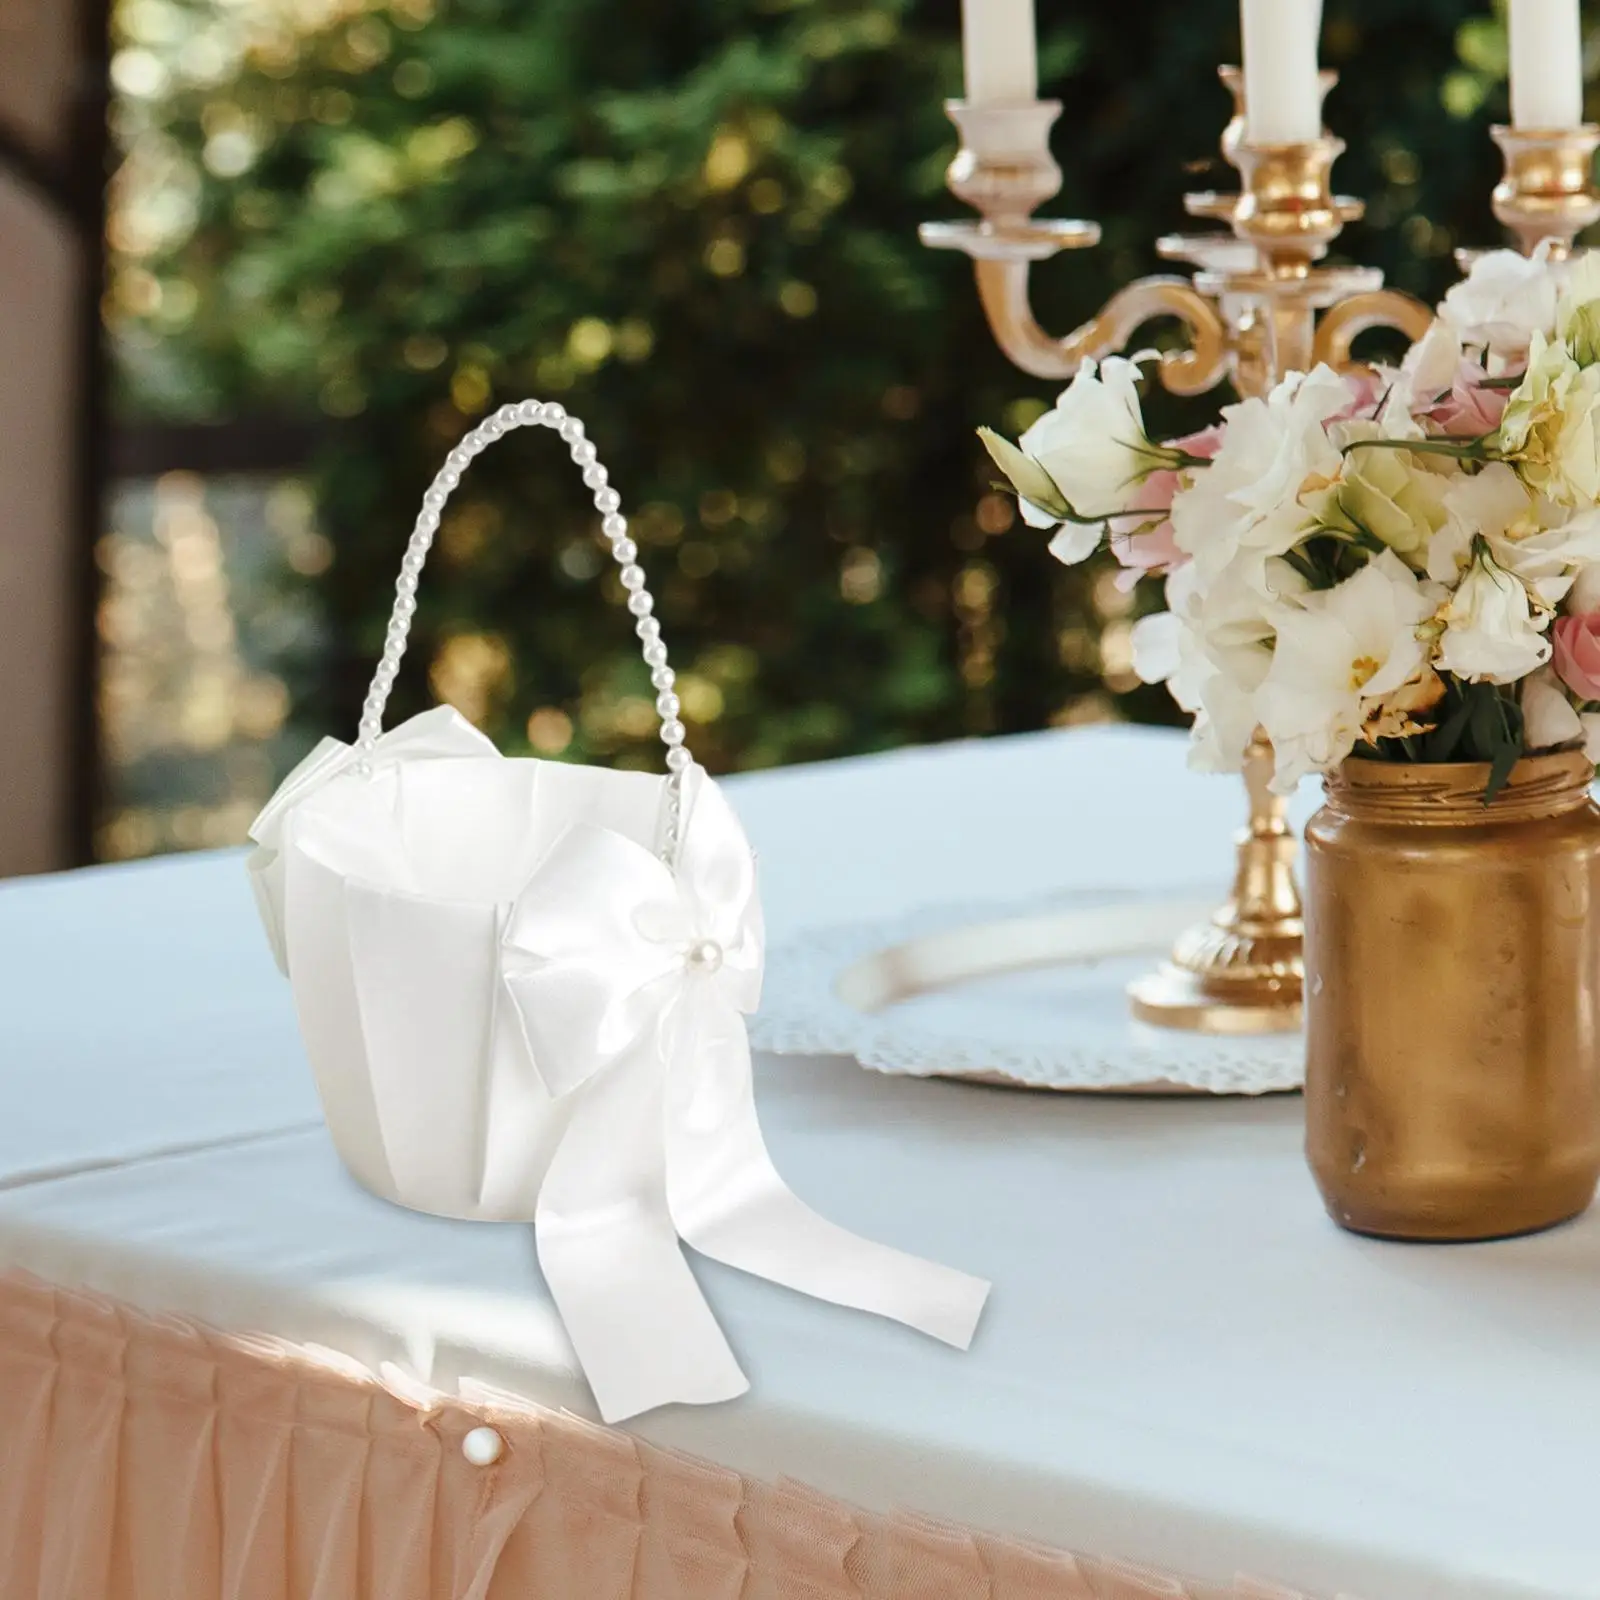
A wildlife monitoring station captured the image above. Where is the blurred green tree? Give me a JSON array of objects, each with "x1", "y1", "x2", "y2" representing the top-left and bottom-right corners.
[{"x1": 109, "y1": 0, "x2": 1517, "y2": 773}]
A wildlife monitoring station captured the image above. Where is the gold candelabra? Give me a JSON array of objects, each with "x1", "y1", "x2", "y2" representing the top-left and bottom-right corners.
[
  {"x1": 923, "y1": 68, "x2": 1432, "y2": 1034},
  {"x1": 1484, "y1": 122, "x2": 1600, "y2": 258}
]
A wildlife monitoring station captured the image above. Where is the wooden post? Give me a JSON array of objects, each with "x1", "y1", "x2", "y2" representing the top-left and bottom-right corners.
[{"x1": 0, "y1": 0, "x2": 108, "y2": 875}]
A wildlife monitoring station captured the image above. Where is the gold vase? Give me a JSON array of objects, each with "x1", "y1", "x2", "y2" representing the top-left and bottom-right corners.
[{"x1": 1304, "y1": 751, "x2": 1600, "y2": 1242}]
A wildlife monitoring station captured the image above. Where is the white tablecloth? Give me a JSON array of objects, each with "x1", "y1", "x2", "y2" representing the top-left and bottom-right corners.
[{"x1": 0, "y1": 725, "x2": 1592, "y2": 1600}]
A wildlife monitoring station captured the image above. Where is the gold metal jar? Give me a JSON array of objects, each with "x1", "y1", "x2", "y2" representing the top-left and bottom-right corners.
[{"x1": 1304, "y1": 750, "x2": 1600, "y2": 1242}]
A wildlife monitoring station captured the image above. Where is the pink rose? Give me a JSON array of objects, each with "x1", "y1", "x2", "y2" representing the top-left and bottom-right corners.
[
  {"x1": 1107, "y1": 426, "x2": 1222, "y2": 586},
  {"x1": 1332, "y1": 369, "x2": 1384, "y2": 423},
  {"x1": 1425, "y1": 359, "x2": 1509, "y2": 435},
  {"x1": 1554, "y1": 613, "x2": 1600, "y2": 702}
]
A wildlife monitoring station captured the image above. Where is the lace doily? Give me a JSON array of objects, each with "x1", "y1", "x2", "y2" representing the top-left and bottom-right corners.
[{"x1": 752, "y1": 892, "x2": 1304, "y2": 1096}]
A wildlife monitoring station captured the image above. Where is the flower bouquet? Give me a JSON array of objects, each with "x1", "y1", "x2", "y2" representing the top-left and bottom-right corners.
[
  {"x1": 980, "y1": 246, "x2": 1600, "y2": 799},
  {"x1": 982, "y1": 247, "x2": 1600, "y2": 1244}
]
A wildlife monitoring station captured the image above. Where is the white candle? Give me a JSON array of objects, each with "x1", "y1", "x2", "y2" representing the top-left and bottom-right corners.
[
  {"x1": 1240, "y1": 0, "x2": 1324, "y2": 144},
  {"x1": 961, "y1": 0, "x2": 1037, "y2": 106},
  {"x1": 1510, "y1": 0, "x2": 1584, "y2": 130}
]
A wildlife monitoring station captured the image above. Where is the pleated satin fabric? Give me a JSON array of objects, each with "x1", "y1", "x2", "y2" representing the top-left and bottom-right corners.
[{"x1": 0, "y1": 1273, "x2": 1334, "y2": 1600}]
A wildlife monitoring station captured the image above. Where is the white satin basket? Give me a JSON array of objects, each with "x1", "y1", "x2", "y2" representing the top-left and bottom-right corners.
[{"x1": 245, "y1": 398, "x2": 990, "y2": 1423}]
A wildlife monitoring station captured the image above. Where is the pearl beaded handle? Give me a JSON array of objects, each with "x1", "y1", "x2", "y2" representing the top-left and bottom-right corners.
[{"x1": 357, "y1": 398, "x2": 692, "y2": 862}]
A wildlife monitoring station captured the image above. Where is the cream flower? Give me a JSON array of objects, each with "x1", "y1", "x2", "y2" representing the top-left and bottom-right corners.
[
  {"x1": 1016, "y1": 356, "x2": 1180, "y2": 525},
  {"x1": 1436, "y1": 546, "x2": 1554, "y2": 684},
  {"x1": 1567, "y1": 560, "x2": 1600, "y2": 614},
  {"x1": 1441, "y1": 246, "x2": 1560, "y2": 363},
  {"x1": 1392, "y1": 318, "x2": 1465, "y2": 411},
  {"x1": 1431, "y1": 462, "x2": 1600, "y2": 609},
  {"x1": 1497, "y1": 330, "x2": 1600, "y2": 508},
  {"x1": 1496, "y1": 507, "x2": 1600, "y2": 609},
  {"x1": 1428, "y1": 462, "x2": 1534, "y2": 584},
  {"x1": 1307, "y1": 425, "x2": 1451, "y2": 568},
  {"x1": 1522, "y1": 669, "x2": 1586, "y2": 752},
  {"x1": 976, "y1": 357, "x2": 1186, "y2": 558},
  {"x1": 1144, "y1": 626, "x2": 1265, "y2": 777},
  {"x1": 1172, "y1": 365, "x2": 1348, "y2": 584},
  {"x1": 1556, "y1": 251, "x2": 1600, "y2": 365},
  {"x1": 1256, "y1": 551, "x2": 1435, "y2": 790},
  {"x1": 1131, "y1": 609, "x2": 1182, "y2": 685},
  {"x1": 1521, "y1": 666, "x2": 1600, "y2": 762},
  {"x1": 1131, "y1": 556, "x2": 1296, "y2": 775}
]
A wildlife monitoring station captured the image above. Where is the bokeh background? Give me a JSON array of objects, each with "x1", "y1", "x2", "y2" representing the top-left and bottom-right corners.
[{"x1": 0, "y1": 1, "x2": 1554, "y2": 871}]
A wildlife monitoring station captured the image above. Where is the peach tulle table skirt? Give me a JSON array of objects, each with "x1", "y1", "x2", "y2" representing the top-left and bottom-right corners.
[{"x1": 0, "y1": 1273, "x2": 1319, "y2": 1600}]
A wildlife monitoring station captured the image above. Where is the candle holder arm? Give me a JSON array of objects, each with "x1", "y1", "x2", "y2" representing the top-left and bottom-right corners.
[
  {"x1": 1310, "y1": 289, "x2": 1434, "y2": 374},
  {"x1": 974, "y1": 260, "x2": 1231, "y2": 392}
]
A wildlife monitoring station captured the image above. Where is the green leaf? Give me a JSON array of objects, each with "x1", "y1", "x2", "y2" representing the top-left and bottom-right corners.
[
  {"x1": 1279, "y1": 546, "x2": 1324, "y2": 588},
  {"x1": 1421, "y1": 683, "x2": 1473, "y2": 761},
  {"x1": 1467, "y1": 682, "x2": 1503, "y2": 761},
  {"x1": 1484, "y1": 694, "x2": 1526, "y2": 804}
]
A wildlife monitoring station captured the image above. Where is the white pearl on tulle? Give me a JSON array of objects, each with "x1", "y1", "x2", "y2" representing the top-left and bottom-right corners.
[
  {"x1": 462, "y1": 1426, "x2": 504, "y2": 1466},
  {"x1": 685, "y1": 938, "x2": 724, "y2": 975}
]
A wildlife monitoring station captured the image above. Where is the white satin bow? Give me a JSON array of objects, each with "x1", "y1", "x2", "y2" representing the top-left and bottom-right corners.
[{"x1": 501, "y1": 768, "x2": 990, "y2": 1424}]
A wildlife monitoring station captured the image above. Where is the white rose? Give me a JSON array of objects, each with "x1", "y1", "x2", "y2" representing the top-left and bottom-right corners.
[
  {"x1": 1557, "y1": 250, "x2": 1600, "y2": 365},
  {"x1": 1567, "y1": 560, "x2": 1600, "y2": 614},
  {"x1": 1436, "y1": 548, "x2": 1553, "y2": 685},
  {"x1": 1431, "y1": 462, "x2": 1600, "y2": 608},
  {"x1": 1386, "y1": 318, "x2": 1464, "y2": 415},
  {"x1": 1130, "y1": 610, "x2": 1182, "y2": 686},
  {"x1": 1131, "y1": 556, "x2": 1289, "y2": 776},
  {"x1": 1522, "y1": 669, "x2": 1586, "y2": 751},
  {"x1": 1256, "y1": 550, "x2": 1435, "y2": 790},
  {"x1": 1130, "y1": 609, "x2": 1258, "y2": 774},
  {"x1": 1441, "y1": 246, "x2": 1559, "y2": 362},
  {"x1": 1308, "y1": 423, "x2": 1451, "y2": 567},
  {"x1": 1166, "y1": 549, "x2": 1306, "y2": 680},
  {"x1": 1172, "y1": 365, "x2": 1348, "y2": 583},
  {"x1": 1499, "y1": 506, "x2": 1600, "y2": 609},
  {"x1": 1017, "y1": 355, "x2": 1178, "y2": 525},
  {"x1": 1186, "y1": 679, "x2": 1265, "y2": 775},
  {"x1": 1430, "y1": 463, "x2": 1534, "y2": 583},
  {"x1": 1497, "y1": 330, "x2": 1600, "y2": 508}
]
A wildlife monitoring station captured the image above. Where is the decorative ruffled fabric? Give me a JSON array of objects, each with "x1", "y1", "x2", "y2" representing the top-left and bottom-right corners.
[{"x1": 0, "y1": 1273, "x2": 1341, "y2": 1600}]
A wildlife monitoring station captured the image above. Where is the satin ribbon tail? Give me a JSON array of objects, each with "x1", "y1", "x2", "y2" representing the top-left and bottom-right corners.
[{"x1": 665, "y1": 1004, "x2": 990, "y2": 1350}]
